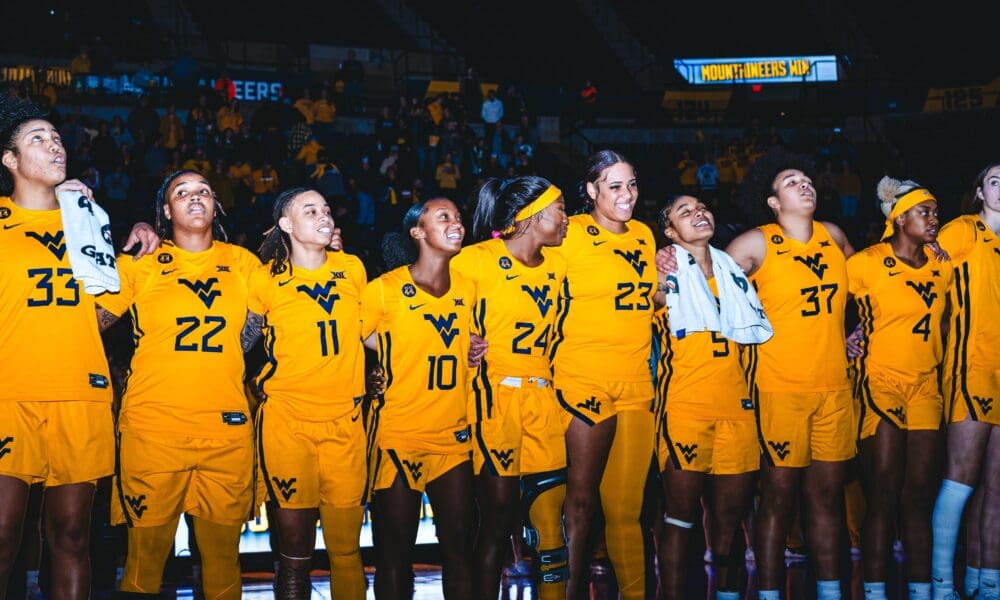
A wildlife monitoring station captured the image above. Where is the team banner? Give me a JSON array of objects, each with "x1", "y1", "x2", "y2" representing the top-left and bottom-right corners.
[{"x1": 673, "y1": 55, "x2": 839, "y2": 85}]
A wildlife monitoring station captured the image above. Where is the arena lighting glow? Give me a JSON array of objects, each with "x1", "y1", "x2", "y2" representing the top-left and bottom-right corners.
[{"x1": 673, "y1": 55, "x2": 839, "y2": 85}]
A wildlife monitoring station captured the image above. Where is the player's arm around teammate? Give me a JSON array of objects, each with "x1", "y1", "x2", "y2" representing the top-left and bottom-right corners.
[
  {"x1": 96, "y1": 171, "x2": 261, "y2": 600},
  {"x1": 929, "y1": 162, "x2": 1000, "y2": 600},
  {"x1": 551, "y1": 150, "x2": 659, "y2": 600},
  {"x1": 653, "y1": 196, "x2": 765, "y2": 600},
  {"x1": 455, "y1": 176, "x2": 569, "y2": 600},
  {"x1": 245, "y1": 188, "x2": 367, "y2": 599},
  {"x1": 360, "y1": 198, "x2": 476, "y2": 600},
  {"x1": 848, "y1": 178, "x2": 950, "y2": 600},
  {"x1": 659, "y1": 150, "x2": 856, "y2": 600},
  {"x1": 0, "y1": 95, "x2": 159, "y2": 600}
]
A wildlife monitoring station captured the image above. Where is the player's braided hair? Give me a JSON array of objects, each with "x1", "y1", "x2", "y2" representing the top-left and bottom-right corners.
[
  {"x1": 259, "y1": 186, "x2": 313, "y2": 276},
  {"x1": 0, "y1": 94, "x2": 47, "y2": 196},
  {"x1": 154, "y1": 170, "x2": 228, "y2": 242}
]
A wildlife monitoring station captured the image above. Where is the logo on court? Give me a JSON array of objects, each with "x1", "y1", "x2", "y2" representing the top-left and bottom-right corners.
[
  {"x1": 271, "y1": 477, "x2": 297, "y2": 501},
  {"x1": 767, "y1": 440, "x2": 792, "y2": 460},
  {"x1": 490, "y1": 448, "x2": 515, "y2": 471},
  {"x1": 974, "y1": 396, "x2": 994, "y2": 415},
  {"x1": 25, "y1": 231, "x2": 67, "y2": 260},
  {"x1": 0, "y1": 436, "x2": 12, "y2": 460},
  {"x1": 576, "y1": 397, "x2": 602, "y2": 415},
  {"x1": 613, "y1": 249, "x2": 647, "y2": 277},
  {"x1": 124, "y1": 494, "x2": 148, "y2": 518},
  {"x1": 521, "y1": 284, "x2": 553, "y2": 317},
  {"x1": 675, "y1": 442, "x2": 698, "y2": 463},
  {"x1": 905, "y1": 281, "x2": 938, "y2": 308},
  {"x1": 296, "y1": 281, "x2": 340, "y2": 314},
  {"x1": 402, "y1": 460, "x2": 423, "y2": 482},
  {"x1": 793, "y1": 253, "x2": 828, "y2": 280},
  {"x1": 886, "y1": 406, "x2": 906, "y2": 424},
  {"x1": 423, "y1": 313, "x2": 459, "y2": 348},
  {"x1": 178, "y1": 278, "x2": 222, "y2": 308}
]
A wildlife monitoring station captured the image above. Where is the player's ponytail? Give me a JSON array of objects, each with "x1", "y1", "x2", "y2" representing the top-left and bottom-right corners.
[
  {"x1": 259, "y1": 186, "x2": 311, "y2": 276},
  {"x1": 471, "y1": 176, "x2": 554, "y2": 242},
  {"x1": 377, "y1": 201, "x2": 429, "y2": 270},
  {"x1": 876, "y1": 175, "x2": 921, "y2": 218}
]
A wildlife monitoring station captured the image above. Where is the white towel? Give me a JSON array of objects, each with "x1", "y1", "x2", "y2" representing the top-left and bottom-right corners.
[
  {"x1": 664, "y1": 244, "x2": 772, "y2": 345},
  {"x1": 57, "y1": 190, "x2": 120, "y2": 294}
]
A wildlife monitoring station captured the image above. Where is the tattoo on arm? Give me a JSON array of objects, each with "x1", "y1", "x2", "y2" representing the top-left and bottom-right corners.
[
  {"x1": 241, "y1": 311, "x2": 264, "y2": 352},
  {"x1": 96, "y1": 307, "x2": 120, "y2": 332}
]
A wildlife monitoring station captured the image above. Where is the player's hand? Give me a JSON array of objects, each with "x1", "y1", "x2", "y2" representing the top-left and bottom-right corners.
[
  {"x1": 328, "y1": 227, "x2": 343, "y2": 251},
  {"x1": 846, "y1": 325, "x2": 864, "y2": 359},
  {"x1": 927, "y1": 241, "x2": 950, "y2": 262},
  {"x1": 655, "y1": 245, "x2": 679, "y2": 274},
  {"x1": 123, "y1": 222, "x2": 162, "y2": 260},
  {"x1": 55, "y1": 178, "x2": 94, "y2": 202},
  {"x1": 469, "y1": 334, "x2": 488, "y2": 367}
]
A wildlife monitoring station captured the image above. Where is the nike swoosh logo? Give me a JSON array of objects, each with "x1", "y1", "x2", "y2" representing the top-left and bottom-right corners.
[
  {"x1": 409, "y1": 303, "x2": 426, "y2": 310},
  {"x1": 985, "y1": 238, "x2": 994, "y2": 243},
  {"x1": 161, "y1": 269, "x2": 178, "y2": 275},
  {"x1": 3, "y1": 223, "x2": 22, "y2": 230},
  {"x1": 592, "y1": 241, "x2": 607, "y2": 246},
  {"x1": 505, "y1": 274, "x2": 520, "y2": 280},
  {"x1": 776, "y1": 250, "x2": 790, "y2": 255},
  {"x1": 888, "y1": 271, "x2": 901, "y2": 276},
  {"x1": 351, "y1": 412, "x2": 360, "y2": 422},
  {"x1": 278, "y1": 279, "x2": 293, "y2": 287}
]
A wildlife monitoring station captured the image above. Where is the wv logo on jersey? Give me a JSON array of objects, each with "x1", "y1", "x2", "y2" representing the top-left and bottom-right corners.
[
  {"x1": 124, "y1": 494, "x2": 148, "y2": 519},
  {"x1": 974, "y1": 396, "x2": 994, "y2": 415},
  {"x1": 674, "y1": 442, "x2": 698, "y2": 463},
  {"x1": 0, "y1": 436, "x2": 12, "y2": 460},
  {"x1": 25, "y1": 231, "x2": 67, "y2": 260},
  {"x1": 613, "y1": 249, "x2": 647, "y2": 277},
  {"x1": 576, "y1": 397, "x2": 602, "y2": 415},
  {"x1": 767, "y1": 440, "x2": 792, "y2": 460},
  {"x1": 271, "y1": 477, "x2": 297, "y2": 501},
  {"x1": 521, "y1": 284, "x2": 553, "y2": 317},
  {"x1": 423, "y1": 313, "x2": 459, "y2": 348},
  {"x1": 296, "y1": 282, "x2": 340, "y2": 314},
  {"x1": 490, "y1": 448, "x2": 515, "y2": 471},
  {"x1": 906, "y1": 281, "x2": 937, "y2": 308},
  {"x1": 887, "y1": 406, "x2": 907, "y2": 424},
  {"x1": 793, "y1": 253, "x2": 828, "y2": 280},
  {"x1": 402, "y1": 460, "x2": 423, "y2": 482},
  {"x1": 178, "y1": 278, "x2": 222, "y2": 308}
]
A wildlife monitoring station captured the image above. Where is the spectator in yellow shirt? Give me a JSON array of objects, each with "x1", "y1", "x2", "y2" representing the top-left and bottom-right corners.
[
  {"x1": 296, "y1": 136, "x2": 324, "y2": 167},
  {"x1": 70, "y1": 48, "x2": 91, "y2": 76},
  {"x1": 182, "y1": 148, "x2": 212, "y2": 176},
  {"x1": 252, "y1": 160, "x2": 280, "y2": 212},
  {"x1": 217, "y1": 99, "x2": 244, "y2": 134},
  {"x1": 313, "y1": 88, "x2": 336, "y2": 149},
  {"x1": 159, "y1": 105, "x2": 184, "y2": 150},
  {"x1": 294, "y1": 88, "x2": 315, "y2": 124},
  {"x1": 227, "y1": 159, "x2": 253, "y2": 189},
  {"x1": 677, "y1": 149, "x2": 698, "y2": 193},
  {"x1": 434, "y1": 152, "x2": 461, "y2": 195}
]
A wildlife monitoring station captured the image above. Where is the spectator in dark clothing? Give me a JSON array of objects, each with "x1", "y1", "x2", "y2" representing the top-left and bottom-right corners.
[
  {"x1": 128, "y1": 95, "x2": 160, "y2": 146},
  {"x1": 460, "y1": 67, "x2": 482, "y2": 120},
  {"x1": 90, "y1": 121, "x2": 120, "y2": 173},
  {"x1": 339, "y1": 50, "x2": 365, "y2": 113}
]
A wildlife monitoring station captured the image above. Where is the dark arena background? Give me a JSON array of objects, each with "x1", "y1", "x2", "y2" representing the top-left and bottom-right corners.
[{"x1": 1, "y1": 0, "x2": 997, "y2": 598}]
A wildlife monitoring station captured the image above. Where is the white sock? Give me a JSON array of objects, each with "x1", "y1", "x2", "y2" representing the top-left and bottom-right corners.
[
  {"x1": 716, "y1": 591, "x2": 740, "y2": 600},
  {"x1": 908, "y1": 581, "x2": 931, "y2": 600},
  {"x1": 817, "y1": 579, "x2": 841, "y2": 599},
  {"x1": 966, "y1": 566, "x2": 981, "y2": 598},
  {"x1": 980, "y1": 568, "x2": 1000, "y2": 600},
  {"x1": 931, "y1": 479, "x2": 974, "y2": 597},
  {"x1": 759, "y1": 590, "x2": 781, "y2": 600},
  {"x1": 863, "y1": 581, "x2": 886, "y2": 600}
]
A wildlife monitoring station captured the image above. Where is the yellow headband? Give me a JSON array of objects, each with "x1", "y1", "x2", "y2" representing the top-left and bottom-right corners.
[
  {"x1": 881, "y1": 187, "x2": 936, "y2": 240},
  {"x1": 500, "y1": 185, "x2": 562, "y2": 234}
]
